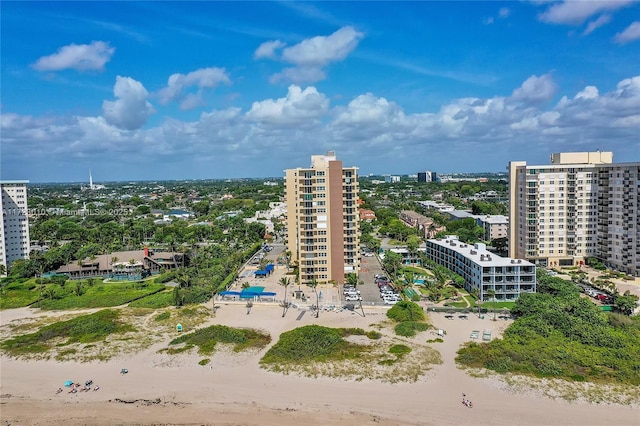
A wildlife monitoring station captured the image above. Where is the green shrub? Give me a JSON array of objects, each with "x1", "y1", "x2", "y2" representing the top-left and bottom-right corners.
[
  {"x1": 261, "y1": 325, "x2": 369, "y2": 364},
  {"x1": 154, "y1": 311, "x2": 171, "y2": 322},
  {"x1": 389, "y1": 344, "x2": 412, "y2": 355},
  {"x1": 387, "y1": 301, "x2": 425, "y2": 322},
  {"x1": 169, "y1": 324, "x2": 270, "y2": 355},
  {"x1": 366, "y1": 330, "x2": 382, "y2": 340},
  {"x1": 457, "y1": 285, "x2": 640, "y2": 385},
  {"x1": 394, "y1": 321, "x2": 429, "y2": 337},
  {"x1": 154, "y1": 271, "x2": 177, "y2": 283},
  {"x1": 199, "y1": 358, "x2": 210, "y2": 366},
  {"x1": 340, "y1": 327, "x2": 366, "y2": 336}
]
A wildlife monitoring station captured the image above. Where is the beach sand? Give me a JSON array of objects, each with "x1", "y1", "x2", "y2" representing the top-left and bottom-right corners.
[{"x1": 1, "y1": 302, "x2": 639, "y2": 426}]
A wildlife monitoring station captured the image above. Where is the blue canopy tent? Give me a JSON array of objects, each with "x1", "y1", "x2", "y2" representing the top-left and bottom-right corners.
[{"x1": 240, "y1": 291, "x2": 276, "y2": 299}]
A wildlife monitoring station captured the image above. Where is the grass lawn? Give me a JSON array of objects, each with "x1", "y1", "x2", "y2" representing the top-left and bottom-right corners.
[
  {"x1": 128, "y1": 290, "x2": 174, "y2": 308},
  {"x1": 0, "y1": 280, "x2": 40, "y2": 309},
  {"x1": 35, "y1": 282, "x2": 166, "y2": 310},
  {"x1": 445, "y1": 301, "x2": 470, "y2": 308},
  {"x1": 401, "y1": 266, "x2": 432, "y2": 275},
  {"x1": 478, "y1": 301, "x2": 516, "y2": 310}
]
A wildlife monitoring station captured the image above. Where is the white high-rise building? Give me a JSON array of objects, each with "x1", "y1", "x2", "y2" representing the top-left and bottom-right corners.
[
  {"x1": 509, "y1": 152, "x2": 639, "y2": 276},
  {"x1": 1, "y1": 180, "x2": 30, "y2": 274},
  {"x1": 285, "y1": 151, "x2": 359, "y2": 285}
]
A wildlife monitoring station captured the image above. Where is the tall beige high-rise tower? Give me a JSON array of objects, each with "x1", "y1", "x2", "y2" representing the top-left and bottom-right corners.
[
  {"x1": 508, "y1": 152, "x2": 639, "y2": 276},
  {"x1": 0, "y1": 180, "x2": 30, "y2": 275},
  {"x1": 285, "y1": 151, "x2": 359, "y2": 285}
]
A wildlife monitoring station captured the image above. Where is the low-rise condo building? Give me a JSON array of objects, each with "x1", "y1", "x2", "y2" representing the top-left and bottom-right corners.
[{"x1": 425, "y1": 236, "x2": 536, "y2": 301}]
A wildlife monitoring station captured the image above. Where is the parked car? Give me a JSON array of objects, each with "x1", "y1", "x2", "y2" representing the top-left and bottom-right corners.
[
  {"x1": 383, "y1": 298, "x2": 398, "y2": 305},
  {"x1": 345, "y1": 295, "x2": 362, "y2": 302}
]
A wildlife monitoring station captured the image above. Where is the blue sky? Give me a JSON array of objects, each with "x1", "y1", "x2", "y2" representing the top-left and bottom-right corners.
[{"x1": 1, "y1": 1, "x2": 639, "y2": 182}]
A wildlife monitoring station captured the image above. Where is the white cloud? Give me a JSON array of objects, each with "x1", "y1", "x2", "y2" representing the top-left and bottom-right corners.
[
  {"x1": 102, "y1": 76, "x2": 155, "y2": 130},
  {"x1": 257, "y1": 26, "x2": 364, "y2": 84},
  {"x1": 511, "y1": 73, "x2": 558, "y2": 103},
  {"x1": 269, "y1": 67, "x2": 326, "y2": 85},
  {"x1": 484, "y1": 7, "x2": 510, "y2": 25},
  {"x1": 575, "y1": 86, "x2": 599, "y2": 100},
  {"x1": 246, "y1": 85, "x2": 329, "y2": 125},
  {"x1": 158, "y1": 67, "x2": 231, "y2": 108},
  {"x1": 511, "y1": 117, "x2": 539, "y2": 131},
  {"x1": 583, "y1": 14, "x2": 612, "y2": 35},
  {"x1": 3, "y1": 74, "x2": 640, "y2": 179},
  {"x1": 32, "y1": 41, "x2": 115, "y2": 72},
  {"x1": 538, "y1": 0, "x2": 634, "y2": 25},
  {"x1": 334, "y1": 93, "x2": 405, "y2": 126},
  {"x1": 614, "y1": 21, "x2": 640, "y2": 44},
  {"x1": 281, "y1": 26, "x2": 363, "y2": 67},
  {"x1": 254, "y1": 40, "x2": 286, "y2": 59}
]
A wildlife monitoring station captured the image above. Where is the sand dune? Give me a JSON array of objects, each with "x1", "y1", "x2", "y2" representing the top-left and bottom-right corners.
[{"x1": 1, "y1": 302, "x2": 638, "y2": 426}]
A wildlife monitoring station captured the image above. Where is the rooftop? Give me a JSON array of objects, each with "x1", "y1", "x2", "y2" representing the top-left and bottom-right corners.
[{"x1": 428, "y1": 236, "x2": 534, "y2": 267}]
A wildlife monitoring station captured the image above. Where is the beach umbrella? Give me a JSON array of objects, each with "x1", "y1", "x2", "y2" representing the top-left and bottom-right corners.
[{"x1": 64, "y1": 380, "x2": 74, "y2": 387}]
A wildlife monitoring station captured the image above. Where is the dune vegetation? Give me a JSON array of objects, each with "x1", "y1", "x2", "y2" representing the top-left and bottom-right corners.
[
  {"x1": 457, "y1": 273, "x2": 640, "y2": 386},
  {"x1": 166, "y1": 324, "x2": 271, "y2": 355},
  {"x1": 1, "y1": 309, "x2": 134, "y2": 356}
]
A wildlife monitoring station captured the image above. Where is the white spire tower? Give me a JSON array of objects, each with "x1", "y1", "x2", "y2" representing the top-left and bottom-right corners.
[{"x1": 89, "y1": 169, "x2": 93, "y2": 189}]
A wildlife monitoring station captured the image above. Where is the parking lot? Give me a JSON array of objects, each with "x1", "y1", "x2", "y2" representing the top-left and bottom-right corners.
[{"x1": 357, "y1": 254, "x2": 391, "y2": 303}]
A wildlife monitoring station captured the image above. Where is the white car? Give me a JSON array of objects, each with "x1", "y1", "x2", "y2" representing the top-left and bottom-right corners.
[
  {"x1": 383, "y1": 298, "x2": 398, "y2": 305},
  {"x1": 345, "y1": 295, "x2": 362, "y2": 302}
]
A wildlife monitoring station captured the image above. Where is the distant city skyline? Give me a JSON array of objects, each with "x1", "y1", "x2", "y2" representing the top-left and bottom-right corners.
[{"x1": 2, "y1": 1, "x2": 639, "y2": 182}]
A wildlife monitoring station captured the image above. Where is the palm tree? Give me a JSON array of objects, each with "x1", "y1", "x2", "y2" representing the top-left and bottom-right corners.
[
  {"x1": 44, "y1": 286, "x2": 57, "y2": 300},
  {"x1": 472, "y1": 288, "x2": 482, "y2": 318},
  {"x1": 178, "y1": 270, "x2": 192, "y2": 288},
  {"x1": 279, "y1": 276, "x2": 291, "y2": 317},
  {"x1": 486, "y1": 288, "x2": 497, "y2": 320},
  {"x1": 308, "y1": 278, "x2": 320, "y2": 318},
  {"x1": 345, "y1": 273, "x2": 358, "y2": 287},
  {"x1": 73, "y1": 281, "x2": 84, "y2": 296}
]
